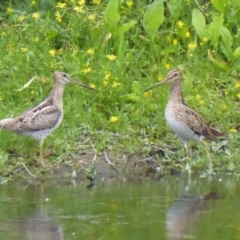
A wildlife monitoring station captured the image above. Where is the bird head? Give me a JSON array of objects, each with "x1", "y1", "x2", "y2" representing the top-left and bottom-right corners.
[
  {"x1": 54, "y1": 71, "x2": 94, "y2": 89},
  {"x1": 144, "y1": 70, "x2": 182, "y2": 92}
]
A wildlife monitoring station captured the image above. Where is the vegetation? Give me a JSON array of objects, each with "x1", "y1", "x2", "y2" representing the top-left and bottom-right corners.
[{"x1": 0, "y1": 0, "x2": 239, "y2": 178}]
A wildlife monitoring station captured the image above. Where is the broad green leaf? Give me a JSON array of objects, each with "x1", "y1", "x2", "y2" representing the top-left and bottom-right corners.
[
  {"x1": 212, "y1": 0, "x2": 228, "y2": 13},
  {"x1": 106, "y1": 0, "x2": 120, "y2": 32},
  {"x1": 207, "y1": 15, "x2": 223, "y2": 45},
  {"x1": 143, "y1": 0, "x2": 165, "y2": 38},
  {"x1": 234, "y1": 0, "x2": 240, "y2": 9},
  {"x1": 192, "y1": 8, "x2": 208, "y2": 40},
  {"x1": 233, "y1": 46, "x2": 240, "y2": 58},
  {"x1": 113, "y1": 20, "x2": 137, "y2": 37},
  {"x1": 220, "y1": 42, "x2": 233, "y2": 60},
  {"x1": 220, "y1": 26, "x2": 233, "y2": 59},
  {"x1": 168, "y1": 0, "x2": 183, "y2": 20},
  {"x1": 220, "y1": 26, "x2": 233, "y2": 46},
  {"x1": 132, "y1": 81, "x2": 141, "y2": 95},
  {"x1": 208, "y1": 51, "x2": 230, "y2": 71}
]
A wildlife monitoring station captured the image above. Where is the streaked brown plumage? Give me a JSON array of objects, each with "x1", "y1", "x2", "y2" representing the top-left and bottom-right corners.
[
  {"x1": 145, "y1": 69, "x2": 225, "y2": 165},
  {"x1": 0, "y1": 71, "x2": 93, "y2": 166}
]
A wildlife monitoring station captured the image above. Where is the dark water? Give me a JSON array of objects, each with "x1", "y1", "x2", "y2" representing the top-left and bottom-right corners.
[{"x1": 0, "y1": 175, "x2": 239, "y2": 240}]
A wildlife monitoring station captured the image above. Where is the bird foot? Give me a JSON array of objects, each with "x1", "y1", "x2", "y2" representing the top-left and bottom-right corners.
[{"x1": 36, "y1": 159, "x2": 52, "y2": 169}]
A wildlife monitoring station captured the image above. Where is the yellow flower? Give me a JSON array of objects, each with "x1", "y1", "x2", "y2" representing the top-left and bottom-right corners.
[
  {"x1": 7, "y1": 44, "x2": 14, "y2": 51},
  {"x1": 144, "y1": 92, "x2": 150, "y2": 98},
  {"x1": 49, "y1": 49, "x2": 56, "y2": 57},
  {"x1": 188, "y1": 42, "x2": 197, "y2": 49},
  {"x1": 127, "y1": 0, "x2": 133, "y2": 7},
  {"x1": 235, "y1": 82, "x2": 240, "y2": 88},
  {"x1": 185, "y1": 31, "x2": 190, "y2": 38},
  {"x1": 86, "y1": 48, "x2": 94, "y2": 55},
  {"x1": 78, "y1": 0, "x2": 85, "y2": 5},
  {"x1": 166, "y1": 35, "x2": 171, "y2": 42},
  {"x1": 55, "y1": 12, "x2": 62, "y2": 22},
  {"x1": 109, "y1": 116, "x2": 119, "y2": 123},
  {"x1": 21, "y1": 47, "x2": 28, "y2": 53},
  {"x1": 196, "y1": 94, "x2": 201, "y2": 100},
  {"x1": 112, "y1": 81, "x2": 120, "y2": 88},
  {"x1": 74, "y1": 6, "x2": 84, "y2": 13},
  {"x1": 81, "y1": 67, "x2": 92, "y2": 74},
  {"x1": 230, "y1": 127, "x2": 237, "y2": 133},
  {"x1": 88, "y1": 14, "x2": 95, "y2": 21},
  {"x1": 157, "y1": 75, "x2": 163, "y2": 81},
  {"x1": 177, "y1": 20, "x2": 184, "y2": 28},
  {"x1": 165, "y1": 63, "x2": 170, "y2": 69},
  {"x1": 90, "y1": 83, "x2": 96, "y2": 89},
  {"x1": 7, "y1": 7, "x2": 13, "y2": 14},
  {"x1": 17, "y1": 16, "x2": 25, "y2": 22},
  {"x1": 107, "y1": 54, "x2": 117, "y2": 61},
  {"x1": 32, "y1": 12, "x2": 40, "y2": 20},
  {"x1": 237, "y1": 93, "x2": 240, "y2": 99},
  {"x1": 93, "y1": 0, "x2": 101, "y2": 4},
  {"x1": 56, "y1": 2, "x2": 67, "y2": 8},
  {"x1": 103, "y1": 80, "x2": 108, "y2": 86},
  {"x1": 34, "y1": 37, "x2": 39, "y2": 42},
  {"x1": 222, "y1": 104, "x2": 227, "y2": 110},
  {"x1": 173, "y1": 39, "x2": 178, "y2": 45},
  {"x1": 105, "y1": 71, "x2": 111, "y2": 79},
  {"x1": 72, "y1": 48, "x2": 78, "y2": 55},
  {"x1": 31, "y1": 90, "x2": 35, "y2": 95},
  {"x1": 199, "y1": 99, "x2": 204, "y2": 105}
]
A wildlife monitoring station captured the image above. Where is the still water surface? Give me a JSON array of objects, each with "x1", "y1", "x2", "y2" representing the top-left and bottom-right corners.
[{"x1": 0, "y1": 175, "x2": 239, "y2": 240}]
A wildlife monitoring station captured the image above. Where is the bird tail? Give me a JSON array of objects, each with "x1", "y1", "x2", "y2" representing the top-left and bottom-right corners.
[
  {"x1": 0, "y1": 118, "x2": 14, "y2": 129},
  {"x1": 209, "y1": 127, "x2": 226, "y2": 139}
]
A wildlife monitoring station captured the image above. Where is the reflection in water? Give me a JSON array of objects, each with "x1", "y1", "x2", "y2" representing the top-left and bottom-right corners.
[
  {"x1": 166, "y1": 192, "x2": 219, "y2": 240},
  {"x1": 2, "y1": 208, "x2": 63, "y2": 240}
]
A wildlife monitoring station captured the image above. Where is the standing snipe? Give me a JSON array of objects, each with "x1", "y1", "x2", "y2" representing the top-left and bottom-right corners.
[
  {"x1": 145, "y1": 70, "x2": 225, "y2": 166},
  {"x1": 0, "y1": 71, "x2": 93, "y2": 166}
]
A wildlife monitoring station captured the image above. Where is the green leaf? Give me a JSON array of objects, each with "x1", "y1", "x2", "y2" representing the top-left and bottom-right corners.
[
  {"x1": 235, "y1": 0, "x2": 240, "y2": 9},
  {"x1": 132, "y1": 81, "x2": 141, "y2": 95},
  {"x1": 192, "y1": 8, "x2": 208, "y2": 40},
  {"x1": 106, "y1": 0, "x2": 120, "y2": 32},
  {"x1": 212, "y1": 0, "x2": 228, "y2": 13},
  {"x1": 143, "y1": 0, "x2": 165, "y2": 38},
  {"x1": 220, "y1": 26, "x2": 233, "y2": 46},
  {"x1": 233, "y1": 46, "x2": 240, "y2": 59},
  {"x1": 220, "y1": 42, "x2": 233, "y2": 60},
  {"x1": 168, "y1": 0, "x2": 183, "y2": 20},
  {"x1": 220, "y1": 26, "x2": 233, "y2": 59},
  {"x1": 113, "y1": 20, "x2": 137, "y2": 37},
  {"x1": 208, "y1": 51, "x2": 230, "y2": 71},
  {"x1": 207, "y1": 15, "x2": 224, "y2": 44}
]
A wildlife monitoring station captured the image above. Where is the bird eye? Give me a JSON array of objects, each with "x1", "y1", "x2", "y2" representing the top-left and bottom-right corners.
[{"x1": 63, "y1": 73, "x2": 67, "y2": 78}]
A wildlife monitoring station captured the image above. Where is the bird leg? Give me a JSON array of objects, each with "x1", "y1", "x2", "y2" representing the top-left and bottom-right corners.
[
  {"x1": 201, "y1": 140, "x2": 213, "y2": 169},
  {"x1": 39, "y1": 140, "x2": 46, "y2": 167}
]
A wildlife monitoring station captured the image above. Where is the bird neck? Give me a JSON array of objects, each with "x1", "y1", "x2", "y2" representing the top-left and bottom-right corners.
[
  {"x1": 49, "y1": 82, "x2": 65, "y2": 107},
  {"x1": 169, "y1": 81, "x2": 185, "y2": 104}
]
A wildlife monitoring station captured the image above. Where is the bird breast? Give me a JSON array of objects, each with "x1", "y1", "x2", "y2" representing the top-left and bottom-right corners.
[{"x1": 165, "y1": 103, "x2": 201, "y2": 142}]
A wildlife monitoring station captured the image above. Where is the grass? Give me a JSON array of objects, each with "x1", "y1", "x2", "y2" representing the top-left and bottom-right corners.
[{"x1": 0, "y1": 0, "x2": 239, "y2": 177}]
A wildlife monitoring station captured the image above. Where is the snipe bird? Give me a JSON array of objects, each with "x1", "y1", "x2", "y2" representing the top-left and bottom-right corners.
[
  {"x1": 0, "y1": 71, "x2": 93, "y2": 166},
  {"x1": 145, "y1": 70, "x2": 225, "y2": 166}
]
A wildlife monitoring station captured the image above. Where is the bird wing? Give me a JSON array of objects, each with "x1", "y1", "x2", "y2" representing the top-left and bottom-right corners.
[
  {"x1": 181, "y1": 105, "x2": 213, "y2": 138},
  {"x1": 11, "y1": 100, "x2": 62, "y2": 133}
]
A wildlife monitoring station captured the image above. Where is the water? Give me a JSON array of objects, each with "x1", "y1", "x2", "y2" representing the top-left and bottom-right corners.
[{"x1": 0, "y1": 175, "x2": 239, "y2": 240}]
